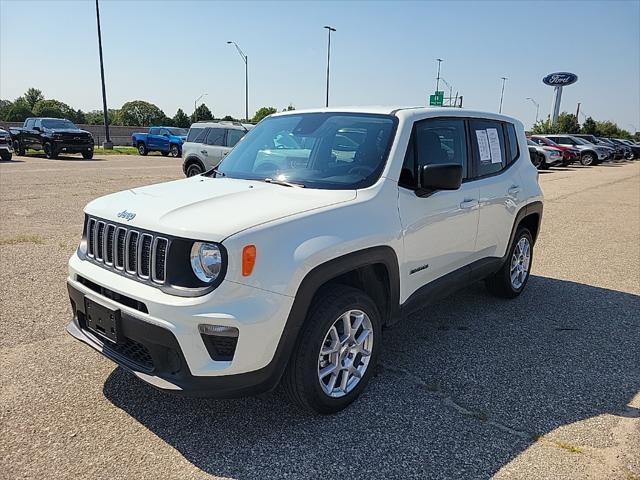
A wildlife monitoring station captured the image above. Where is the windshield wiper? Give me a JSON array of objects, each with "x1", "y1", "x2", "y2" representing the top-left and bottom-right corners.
[
  {"x1": 262, "y1": 177, "x2": 305, "y2": 188},
  {"x1": 209, "y1": 167, "x2": 226, "y2": 178}
]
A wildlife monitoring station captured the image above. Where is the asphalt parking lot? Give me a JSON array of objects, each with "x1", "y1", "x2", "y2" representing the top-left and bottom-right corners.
[{"x1": 1, "y1": 153, "x2": 638, "y2": 479}]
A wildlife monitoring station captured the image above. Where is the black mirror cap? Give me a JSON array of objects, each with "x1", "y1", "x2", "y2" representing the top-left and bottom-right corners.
[{"x1": 417, "y1": 163, "x2": 463, "y2": 197}]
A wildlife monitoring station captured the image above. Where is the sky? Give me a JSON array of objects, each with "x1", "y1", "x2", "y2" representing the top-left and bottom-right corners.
[{"x1": 1, "y1": 0, "x2": 639, "y2": 130}]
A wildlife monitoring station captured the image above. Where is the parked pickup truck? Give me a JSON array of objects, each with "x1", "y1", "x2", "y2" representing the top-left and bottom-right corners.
[
  {"x1": 10, "y1": 117, "x2": 94, "y2": 159},
  {"x1": 132, "y1": 127, "x2": 187, "y2": 157}
]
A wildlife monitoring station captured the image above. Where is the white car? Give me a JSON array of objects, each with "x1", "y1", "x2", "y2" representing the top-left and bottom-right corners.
[
  {"x1": 66, "y1": 107, "x2": 543, "y2": 413},
  {"x1": 0, "y1": 128, "x2": 13, "y2": 161},
  {"x1": 526, "y1": 139, "x2": 562, "y2": 169},
  {"x1": 181, "y1": 121, "x2": 253, "y2": 177}
]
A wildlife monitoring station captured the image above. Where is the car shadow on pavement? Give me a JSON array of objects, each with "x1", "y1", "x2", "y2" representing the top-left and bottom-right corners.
[
  {"x1": 19, "y1": 153, "x2": 104, "y2": 161},
  {"x1": 103, "y1": 275, "x2": 639, "y2": 479}
]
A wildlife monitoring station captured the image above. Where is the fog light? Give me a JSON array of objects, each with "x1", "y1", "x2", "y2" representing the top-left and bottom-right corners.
[{"x1": 198, "y1": 324, "x2": 239, "y2": 338}]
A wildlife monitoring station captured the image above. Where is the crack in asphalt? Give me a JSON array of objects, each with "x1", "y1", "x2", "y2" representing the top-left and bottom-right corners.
[{"x1": 381, "y1": 362, "x2": 534, "y2": 441}]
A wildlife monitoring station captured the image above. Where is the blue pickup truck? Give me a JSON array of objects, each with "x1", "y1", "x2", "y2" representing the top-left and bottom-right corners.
[{"x1": 132, "y1": 126, "x2": 188, "y2": 157}]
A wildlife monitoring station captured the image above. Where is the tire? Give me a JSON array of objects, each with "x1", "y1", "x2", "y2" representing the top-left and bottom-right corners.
[
  {"x1": 137, "y1": 142, "x2": 148, "y2": 156},
  {"x1": 0, "y1": 151, "x2": 11, "y2": 161},
  {"x1": 580, "y1": 152, "x2": 596, "y2": 166},
  {"x1": 44, "y1": 142, "x2": 58, "y2": 159},
  {"x1": 170, "y1": 144, "x2": 180, "y2": 157},
  {"x1": 282, "y1": 285, "x2": 381, "y2": 414},
  {"x1": 185, "y1": 161, "x2": 204, "y2": 177},
  {"x1": 485, "y1": 227, "x2": 533, "y2": 299},
  {"x1": 13, "y1": 140, "x2": 25, "y2": 156},
  {"x1": 82, "y1": 150, "x2": 93, "y2": 160},
  {"x1": 530, "y1": 153, "x2": 543, "y2": 169}
]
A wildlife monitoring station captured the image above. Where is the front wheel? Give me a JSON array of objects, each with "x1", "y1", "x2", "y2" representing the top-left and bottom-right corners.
[
  {"x1": 581, "y1": 152, "x2": 596, "y2": 166},
  {"x1": 0, "y1": 151, "x2": 11, "y2": 161},
  {"x1": 486, "y1": 228, "x2": 533, "y2": 298},
  {"x1": 44, "y1": 142, "x2": 58, "y2": 159},
  {"x1": 185, "y1": 162, "x2": 204, "y2": 177},
  {"x1": 283, "y1": 285, "x2": 381, "y2": 414},
  {"x1": 82, "y1": 150, "x2": 93, "y2": 159},
  {"x1": 137, "y1": 142, "x2": 148, "y2": 156},
  {"x1": 531, "y1": 153, "x2": 543, "y2": 169},
  {"x1": 13, "y1": 140, "x2": 25, "y2": 156},
  {"x1": 170, "y1": 144, "x2": 180, "y2": 157}
]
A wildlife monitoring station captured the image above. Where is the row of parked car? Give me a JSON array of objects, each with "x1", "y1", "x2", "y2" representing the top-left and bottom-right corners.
[{"x1": 527, "y1": 133, "x2": 640, "y2": 169}]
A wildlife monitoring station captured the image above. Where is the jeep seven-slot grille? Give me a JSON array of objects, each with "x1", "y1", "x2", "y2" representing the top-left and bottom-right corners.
[{"x1": 86, "y1": 217, "x2": 168, "y2": 284}]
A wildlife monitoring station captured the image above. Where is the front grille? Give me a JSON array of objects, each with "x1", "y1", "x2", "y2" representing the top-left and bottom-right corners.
[
  {"x1": 86, "y1": 217, "x2": 168, "y2": 284},
  {"x1": 106, "y1": 338, "x2": 154, "y2": 372}
]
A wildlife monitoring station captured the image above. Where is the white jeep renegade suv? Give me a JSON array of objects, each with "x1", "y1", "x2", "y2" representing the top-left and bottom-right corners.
[{"x1": 67, "y1": 107, "x2": 543, "y2": 414}]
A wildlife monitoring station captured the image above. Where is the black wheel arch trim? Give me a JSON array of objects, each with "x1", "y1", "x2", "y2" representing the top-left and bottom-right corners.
[{"x1": 183, "y1": 156, "x2": 205, "y2": 175}]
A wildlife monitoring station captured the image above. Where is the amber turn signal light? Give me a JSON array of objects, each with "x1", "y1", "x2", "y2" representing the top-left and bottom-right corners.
[{"x1": 242, "y1": 245, "x2": 256, "y2": 276}]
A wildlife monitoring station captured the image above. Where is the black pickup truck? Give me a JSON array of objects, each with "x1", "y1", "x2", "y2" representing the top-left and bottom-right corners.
[{"x1": 10, "y1": 117, "x2": 95, "y2": 159}]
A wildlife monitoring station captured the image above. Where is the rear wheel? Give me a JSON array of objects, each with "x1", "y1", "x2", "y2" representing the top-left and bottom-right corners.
[
  {"x1": 581, "y1": 152, "x2": 596, "y2": 166},
  {"x1": 0, "y1": 151, "x2": 11, "y2": 161},
  {"x1": 44, "y1": 142, "x2": 58, "y2": 159},
  {"x1": 170, "y1": 144, "x2": 180, "y2": 157},
  {"x1": 185, "y1": 162, "x2": 204, "y2": 177},
  {"x1": 486, "y1": 228, "x2": 533, "y2": 298},
  {"x1": 283, "y1": 285, "x2": 381, "y2": 414},
  {"x1": 137, "y1": 142, "x2": 148, "y2": 156}
]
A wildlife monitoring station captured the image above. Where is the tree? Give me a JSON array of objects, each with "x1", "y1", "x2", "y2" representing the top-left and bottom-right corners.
[
  {"x1": 581, "y1": 117, "x2": 598, "y2": 135},
  {"x1": 172, "y1": 108, "x2": 190, "y2": 128},
  {"x1": 252, "y1": 106, "x2": 277, "y2": 123},
  {"x1": 116, "y1": 100, "x2": 166, "y2": 126},
  {"x1": 75, "y1": 110, "x2": 86, "y2": 124},
  {"x1": 555, "y1": 112, "x2": 580, "y2": 134},
  {"x1": 283, "y1": 104, "x2": 295, "y2": 112},
  {"x1": 221, "y1": 115, "x2": 237, "y2": 122},
  {"x1": 192, "y1": 103, "x2": 213, "y2": 123},
  {"x1": 85, "y1": 109, "x2": 117, "y2": 125},
  {"x1": 24, "y1": 88, "x2": 44, "y2": 110},
  {"x1": 32, "y1": 99, "x2": 78, "y2": 121},
  {"x1": 5, "y1": 99, "x2": 33, "y2": 122},
  {"x1": 594, "y1": 120, "x2": 621, "y2": 138},
  {"x1": 0, "y1": 99, "x2": 12, "y2": 121},
  {"x1": 531, "y1": 119, "x2": 555, "y2": 134}
]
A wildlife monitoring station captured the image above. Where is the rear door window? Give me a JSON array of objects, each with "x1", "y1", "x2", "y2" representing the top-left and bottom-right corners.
[{"x1": 469, "y1": 119, "x2": 506, "y2": 177}]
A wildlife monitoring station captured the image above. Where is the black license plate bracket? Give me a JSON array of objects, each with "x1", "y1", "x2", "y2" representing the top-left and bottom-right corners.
[{"x1": 85, "y1": 298, "x2": 121, "y2": 344}]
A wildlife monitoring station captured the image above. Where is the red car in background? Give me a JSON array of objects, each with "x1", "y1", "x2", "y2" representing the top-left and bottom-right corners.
[{"x1": 529, "y1": 135, "x2": 580, "y2": 166}]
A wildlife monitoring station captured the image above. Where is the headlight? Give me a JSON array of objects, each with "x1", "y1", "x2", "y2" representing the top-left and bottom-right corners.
[{"x1": 190, "y1": 242, "x2": 223, "y2": 283}]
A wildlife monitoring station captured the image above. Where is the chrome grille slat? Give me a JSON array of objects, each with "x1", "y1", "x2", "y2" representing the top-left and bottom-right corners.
[{"x1": 85, "y1": 216, "x2": 168, "y2": 286}]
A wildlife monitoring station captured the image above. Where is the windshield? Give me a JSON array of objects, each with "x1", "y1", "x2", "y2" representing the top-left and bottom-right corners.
[
  {"x1": 570, "y1": 136, "x2": 589, "y2": 145},
  {"x1": 41, "y1": 119, "x2": 76, "y2": 129},
  {"x1": 168, "y1": 128, "x2": 188, "y2": 136},
  {"x1": 215, "y1": 113, "x2": 397, "y2": 189}
]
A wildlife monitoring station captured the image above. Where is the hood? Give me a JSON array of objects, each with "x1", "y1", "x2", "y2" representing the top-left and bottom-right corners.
[
  {"x1": 45, "y1": 128, "x2": 91, "y2": 135},
  {"x1": 84, "y1": 176, "x2": 356, "y2": 241}
]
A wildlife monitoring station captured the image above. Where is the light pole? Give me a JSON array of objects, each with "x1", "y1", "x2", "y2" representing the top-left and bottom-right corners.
[
  {"x1": 95, "y1": 0, "x2": 112, "y2": 149},
  {"x1": 324, "y1": 26, "x2": 336, "y2": 107},
  {"x1": 227, "y1": 41, "x2": 248, "y2": 121},
  {"x1": 193, "y1": 93, "x2": 207, "y2": 122},
  {"x1": 435, "y1": 58, "x2": 443, "y2": 94},
  {"x1": 526, "y1": 97, "x2": 540, "y2": 123},
  {"x1": 499, "y1": 76, "x2": 508, "y2": 113}
]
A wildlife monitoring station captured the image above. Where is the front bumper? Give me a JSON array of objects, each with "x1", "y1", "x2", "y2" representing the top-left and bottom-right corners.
[
  {"x1": 66, "y1": 254, "x2": 295, "y2": 396},
  {"x1": 53, "y1": 140, "x2": 93, "y2": 152}
]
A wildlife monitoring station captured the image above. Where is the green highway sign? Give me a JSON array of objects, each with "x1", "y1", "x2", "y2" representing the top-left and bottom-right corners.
[{"x1": 429, "y1": 91, "x2": 444, "y2": 106}]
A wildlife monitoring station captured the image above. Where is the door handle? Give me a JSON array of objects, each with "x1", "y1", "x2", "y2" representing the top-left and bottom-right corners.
[
  {"x1": 508, "y1": 185, "x2": 521, "y2": 196},
  {"x1": 200, "y1": 150, "x2": 208, "y2": 155},
  {"x1": 460, "y1": 199, "x2": 478, "y2": 209},
  {"x1": 222, "y1": 152, "x2": 229, "y2": 156}
]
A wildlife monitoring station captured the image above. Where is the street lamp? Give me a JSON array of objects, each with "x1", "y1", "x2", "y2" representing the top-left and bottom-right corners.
[
  {"x1": 499, "y1": 76, "x2": 508, "y2": 113},
  {"x1": 227, "y1": 41, "x2": 248, "y2": 121},
  {"x1": 526, "y1": 97, "x2": 540, "y2": 123},
  {"x1": 193, "y1": 93, "x2": 207, "y2": 122},
  {"x1": 324, "y1": 26, "x2": 336, "y2": 107},
  {"x1": 435, "y1": 58, "x2": 443, "y2": 95},
  {"x1": 94, "y1": 0, "x2": 112, "y2": 149}
]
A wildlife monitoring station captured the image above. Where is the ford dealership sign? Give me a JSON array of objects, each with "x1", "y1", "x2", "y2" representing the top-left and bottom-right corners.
[{"x1": 543, "y1": 72, "x2": 578, "y2": 87}]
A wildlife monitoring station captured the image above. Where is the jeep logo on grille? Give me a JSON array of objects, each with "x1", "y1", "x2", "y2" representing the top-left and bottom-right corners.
[{"x1": 117, "y1": 210, "x2": 136, "y2": 221}]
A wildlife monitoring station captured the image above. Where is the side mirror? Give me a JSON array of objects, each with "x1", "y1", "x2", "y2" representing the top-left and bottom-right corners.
[
  {"x1": 163, "y1": 133, "x2": 170, "y2": 137},
  {"x1": 417, "y1": 163, "x2": 462, "y2": 197},
  {"x1": 33, "y1": 126, "x2": 41, "y2": 132}
]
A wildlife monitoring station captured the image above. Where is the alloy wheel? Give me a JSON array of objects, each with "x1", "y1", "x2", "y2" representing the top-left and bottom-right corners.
[
  {"x1": 317, "y1": 309, "x2": 373, "y2": 398},
  {"x1": 510, "y1": 237, "x2": 531, "y2": 290}
]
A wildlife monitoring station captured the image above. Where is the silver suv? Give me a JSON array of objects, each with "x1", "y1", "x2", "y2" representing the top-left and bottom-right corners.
[{"x1": 182, "y1": 121, "x2": 253, "y2": 177}]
